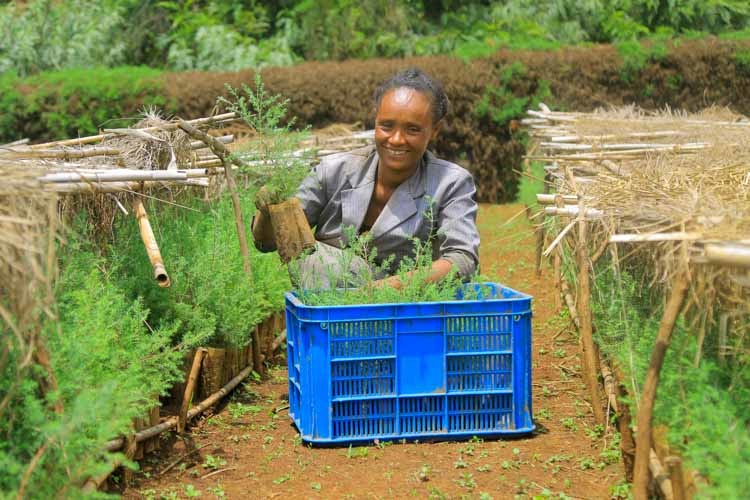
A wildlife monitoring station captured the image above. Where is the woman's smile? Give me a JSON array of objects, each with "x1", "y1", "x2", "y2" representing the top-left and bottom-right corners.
[{"x1": 374, "y1": 87, "x2": 440, "y2": 181}]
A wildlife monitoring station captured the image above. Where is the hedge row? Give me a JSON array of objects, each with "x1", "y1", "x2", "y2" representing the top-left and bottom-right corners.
[{"x1": 3, "y1": 37, "x2": 750, "y2": 202}]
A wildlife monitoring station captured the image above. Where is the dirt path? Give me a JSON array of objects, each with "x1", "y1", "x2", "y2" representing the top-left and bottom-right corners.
[{"x1": 122, "y1": 203, "x2": 623, "y2": 499}]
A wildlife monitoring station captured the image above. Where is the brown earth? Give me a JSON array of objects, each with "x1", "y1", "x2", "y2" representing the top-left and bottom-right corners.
[{"x1": 119, "y1": 204, "x2": 623, "y2": 499}]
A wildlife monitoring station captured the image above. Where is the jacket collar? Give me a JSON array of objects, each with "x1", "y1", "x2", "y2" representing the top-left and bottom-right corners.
[{"x1": 341, "y1": 148, "x2": 429, "y2": 241}]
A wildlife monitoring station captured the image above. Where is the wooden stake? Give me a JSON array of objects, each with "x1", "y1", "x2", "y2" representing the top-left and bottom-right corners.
[
  {"x1": 178, "y1": 348, "x2": 207, "y2": 433},
  {"x1": 251, "y1": 327, "x2": 264, "y2": 377},
  {"x1": 1, "y1": 147, "x2": 120, "y2": 160},
  {"x1": 178, "y1": 120, "x2": 253, "y2": 278},
  {"x1": 535, "y1": 173, "x2": 550, "y2": 276},
  {"x1": 601, "y1": 362, "x2": 619, "y2": 414},
  {"x1": 133, "y1": 199, "x2": 171, "y2": 287},
  {"x1": 665, "y1": 456, "x2": 686, "y2": 500},
  {"x1": 576, "y1": 212, "x2": 605, "y2": 426},
  {"x1": 104, "y1": 363, "x2": 255, "y2": 452},
  {"x1": 633, "y1": 271, "x2": 690, "y2": 500},
  {"x1": 649, "y1": 449, "x2": 674, "y2": 500},
  {"x1": 271, "y1": 329, "x2": 287, "y2": 352},
  {"x1": 613, "y1": 363, "x2": 636, "y2": 482}
]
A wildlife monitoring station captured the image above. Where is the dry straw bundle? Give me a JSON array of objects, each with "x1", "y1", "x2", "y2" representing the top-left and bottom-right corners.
[
  {"x1": 526, "y1": 104, "x2": 750, "y2": 499},
  {"x1": 529, "y1": 104, "x2": 750, "y2": 290},
  {"x1": 0, "y1": 166, "x2": 60, "y2": 420}
]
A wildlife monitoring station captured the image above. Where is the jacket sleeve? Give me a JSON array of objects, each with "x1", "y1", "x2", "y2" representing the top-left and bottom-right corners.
[
  {"x1": 295, "y1": 162, "x2": 327, "y2": 228},
  {"x1": 436, "y1": 171, "x2": 480, "y2": 279}
]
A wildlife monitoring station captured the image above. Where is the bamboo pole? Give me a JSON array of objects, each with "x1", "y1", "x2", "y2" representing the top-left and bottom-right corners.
[
  {"x1": 178, "y1": 120, "x2": 253, "y2": 278},
  {"x1": 30, "y1": 113, "x2": 237, "y2": 149},
  {"x1": 178, "y1": 348, "x2": 206, "y2": 434},
  {"x1": 45, "y1": 179, "x2": 203, "y2": 194},
  {"x1": 633, "y1": 271, "x2": 690, "y2": 500},
  {"x1": 1, "y1": 147, "x2": 121, "y2": 160},
  {"x1": 0, "y1": 138, "x2": 29, "y2": 147},
  {"x1": 133, "y1": 199, "x2": 171, "y2": 288},
  {"x1": 189, "y1": 134, "x2": 233, "y2": 150},
  {"x1": 545, "y1": 206, "x2": 604, "y2": 217},
  {"x1": 609, "y1": 232, "x2": 702, "y2": 243},
  {"x1": 536, "y1": 193, "x2": 579, "y2": 204},
  {"x1": 539, "y1": 141, "x2": 709, "y2": 152},
  {"x1": 104, "y1": 363, "x2": 255, "y2": 452},
  {"x1": 702, "y1": 242, "x2": 750, "y2": 267},
  {"x1": 576, "y1": 210, "x2": 606, "y2": 426},
  {"x1": 40, "y1": 170, "x2": 188, "y2": 183}
]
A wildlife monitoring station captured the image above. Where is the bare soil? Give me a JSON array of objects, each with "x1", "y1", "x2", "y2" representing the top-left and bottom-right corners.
[{"x1": 120, "y1": 203, "x2": 623, "y2": 499}]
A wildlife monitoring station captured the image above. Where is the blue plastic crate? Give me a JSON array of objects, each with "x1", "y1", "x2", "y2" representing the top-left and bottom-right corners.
[{"x1": 285, "y1": 283, "x2": 534, "y2": 444}]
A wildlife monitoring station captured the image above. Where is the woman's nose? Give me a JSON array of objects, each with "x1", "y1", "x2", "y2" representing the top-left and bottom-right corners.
[{"x1": 389, "y1": 128, "x2": 406, "y2": 145}]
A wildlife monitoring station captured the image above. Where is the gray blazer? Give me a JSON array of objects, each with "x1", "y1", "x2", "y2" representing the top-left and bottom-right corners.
[{"x1": 296, "y1": 146, "x2": 479, "y2": 279}]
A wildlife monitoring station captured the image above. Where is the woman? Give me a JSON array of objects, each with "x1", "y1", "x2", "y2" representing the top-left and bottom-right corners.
[{"x1": 253, "y1": 68, "x2": 479, "y2": 289}]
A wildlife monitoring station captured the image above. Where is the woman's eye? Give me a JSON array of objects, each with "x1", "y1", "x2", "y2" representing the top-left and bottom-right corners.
[{"x1": 408, "y1": 127, "x2": 421, "y2": 134}]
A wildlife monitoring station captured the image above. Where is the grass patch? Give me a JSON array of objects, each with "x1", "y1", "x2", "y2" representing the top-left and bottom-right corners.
[{"x1": 516, "y1": 161, "x2": 546, "y2": 207}]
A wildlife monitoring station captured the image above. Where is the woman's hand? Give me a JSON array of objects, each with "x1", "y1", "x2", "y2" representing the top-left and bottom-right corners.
[{"x1": 371, "y1": 275, "x2": 403, "y2": 290}]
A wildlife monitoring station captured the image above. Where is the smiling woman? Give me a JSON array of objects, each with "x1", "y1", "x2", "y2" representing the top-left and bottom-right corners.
[{"x1": 252, "y1": 68, "x2": 480, "y2": 290}]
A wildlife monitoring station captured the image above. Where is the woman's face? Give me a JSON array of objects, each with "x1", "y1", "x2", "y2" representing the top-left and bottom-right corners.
[{"x1": 374, "y1": 87, "x2": 440, "y2": 176}]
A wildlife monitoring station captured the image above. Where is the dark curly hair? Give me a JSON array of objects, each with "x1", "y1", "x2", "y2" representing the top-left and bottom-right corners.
[{"x1": 373, "y1": 67, "x2": 450, "y2": 124}]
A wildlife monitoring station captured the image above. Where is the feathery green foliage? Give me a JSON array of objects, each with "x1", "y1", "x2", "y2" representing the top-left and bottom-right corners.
[
  {"x1": 296, "y1": 204, "x2": 489, "y2": 306},
  {"x1": 591, "y1": 264, "x2": 750, "y2": 497},
  {"x1": 109, "y1": 191, "x2": 289, "y2": 348},
  {"x1": 0, "y1": 223, "x2": 188, "y2": 497},
  {"x1": 219, "y1": 75, "x2": 313, "y2": 200}
]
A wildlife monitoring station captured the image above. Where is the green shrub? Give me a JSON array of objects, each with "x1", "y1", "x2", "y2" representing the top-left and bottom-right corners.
[
  {"x1": 734, "y1": 48, "x2": 750, "y2": 75},
  {"x1": 0, "y1": 66, "x2": 168, "y2": 142},
  {"x1": 591, "y1": 265, "x2": 750, "y2": 497},
  {"x1": 1, "y1": 230, "x2": 187, "y2": 497},
  {"x1": 615, "y1": 35, "x2": 670, "y2": 83},
  {"x1": 475, "y1": 62, "x2": 551, "y2": 127},
  {"x1": 108, "y1": 191, "x2": 288, "y2": 348}
]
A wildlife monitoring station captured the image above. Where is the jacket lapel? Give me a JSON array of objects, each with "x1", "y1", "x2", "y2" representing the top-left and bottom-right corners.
[
  {"x1": 371, "y1": 154, "x2": 428, "y2": 240},
  {"x1": 340, "y1": 152, "x2": 377, "y2": 240}
]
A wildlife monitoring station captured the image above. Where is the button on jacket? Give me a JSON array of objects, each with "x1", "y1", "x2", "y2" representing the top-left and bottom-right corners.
[{"x1": 296, "y1": 146, "x2": 480, "y2": 279}]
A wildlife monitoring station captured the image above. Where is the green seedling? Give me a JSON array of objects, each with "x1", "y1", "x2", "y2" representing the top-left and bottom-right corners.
[
  {"x1": 202, "y1": 455, "x2": 226, "y2": 470},
  {"x1": 345, "y1": 445, "x2": 369, "y2": 459},
  {"x1": 455, "y1": 472, "x2": 476, "y2": 490},
  {"x1": 228, "y1": 402, "x2": 262, "y2": 419},
  {"x1": 417, "y1": 463, "x2": 431, "y2": 482},
  {"x1": 206, "y1": 484, "x2": 226, "y2": 498},
  {"x1": 273, "y1": 473, "x2": 292, "y2": 484},
  {"x1": 428, "y1": 487, "x2": 447, "y2": 499},
  {"x1": 184, "y1": 484, "x2": 202, "y2": 498},
  {"x1": 560, "y1": 417, "x2": 578, "y2": 431}
]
